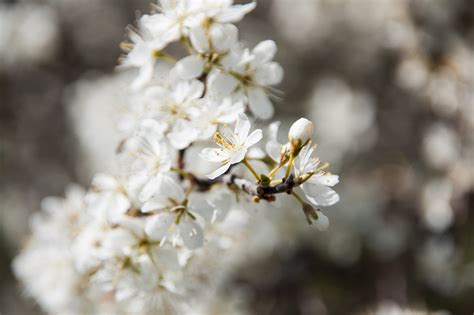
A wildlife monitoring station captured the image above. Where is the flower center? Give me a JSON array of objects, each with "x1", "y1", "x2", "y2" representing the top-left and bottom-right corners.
[{"x1": 213, "y1": 132, "x2": 237, "y2": 151}]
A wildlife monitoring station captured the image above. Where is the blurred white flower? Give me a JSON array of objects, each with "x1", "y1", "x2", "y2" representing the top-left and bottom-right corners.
[
  {"x1": 422, "y1": 123, "x2": 461, "y2": 170},
  {"x1": 208, "y1": 40, "x2": 283, "y2": 119}
]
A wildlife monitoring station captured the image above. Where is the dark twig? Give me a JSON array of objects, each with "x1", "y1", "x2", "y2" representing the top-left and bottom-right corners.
[{"x1": 188, "y1": 172, "x2": 306, "y2": 201}]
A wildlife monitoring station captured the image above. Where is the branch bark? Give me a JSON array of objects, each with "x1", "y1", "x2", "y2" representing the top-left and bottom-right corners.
[{"x1": 189, "y1": 173, "x2": 306, "y2": 201}]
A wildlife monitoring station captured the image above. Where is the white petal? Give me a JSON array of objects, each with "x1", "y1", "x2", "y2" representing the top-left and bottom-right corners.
[
  {"x1": 255, "y1": 62, "x2": 284, "y2": 85},
  {"x1": 207, "y1": 163, "x2": 231, "y2": 179},
  {"x1": 210, "y1": 23, "x2": 238, "y2": 52},
  {"x1": 142, "y1": 197, "x2": 168, "y2": 212},
  {"x1": 247, "y1": 147, "x2": 266, "y2": 159},
  {"x1": 268, "y1": 121, "x2": 281, "y2": 140},
  {"x1": 188, "y1": 194, "x2": 214, "y2": 222},
  {"x1": 207, "y1": 70, "x2": 238, "y2": 97},
  {"x1": 139, "y1": 176, "x2": 162, "y2": 202},
  {"x1": 187, "y1": 79, "x2": 205, "y2": 100},
  {"x1": 309, "y1": 174, "x2": 340, "y2": 187},
  {"x1": 190, "y1": 26, "x2": 209, "y2": 52},
  {"x1": 209, "y1": 192, "x2": 233, "y2": 222},
  {"x1": 92, "y1": 174, "x2": 118, "y2": 191},
  {"x1": 234, "y1": 113, "x2": 251, "y2": 143},
  {"x1": 214, "y1": 2, "x2": 256, "y2": 23},
  {"x1": 179, "y1": 219, "x2": 204, "y2": 249},
  {"x1": 266, "y1": 139, "x2": 282, "y2": 162},
  {"x1": 302, "y1": 184, "x2": 340, "y2": 207},
  {"x1": 252, "y1": 40, "x2": 277, "y2": 63},
  {"x1": 314, "y1": 212, "x2": 329, "y2": 231},
  {"x1": 248, "y1": 88, "x2": 274, "y2": 120},
  {"x1": 217, "y1": 100, "x2": 244, "y2": 123},
  {"x1": 175, "y1": 55, "x2": 205, "y2": 80},
  {"x1": 131, "y1": 62, "x2": 155, "y2": 90},
  {"x1": 230, "y1": 148, "x2": 247, "y2": 164},
  {"x1": 167, "y1": 119, "x2": 198, "y2": 149},
  {"x1": 145, "y1": 213, "x2": 174, "y2": 241},
  {"x1": 108, "y1": 194, "x2": 131, "y2": 220},
  {"x1": 244, "y1": 129, "x2": 263, "y2": 147},
  {"x1": 200, "y1": 148, "x2": 228, "y2": 163},
  {"x1": 160, "y1": 175, "x2": 185, "y2": 203}
]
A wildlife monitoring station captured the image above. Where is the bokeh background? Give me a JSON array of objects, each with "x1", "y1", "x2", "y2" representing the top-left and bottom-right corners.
[{"x1": 1, "y1": 0, "x2": 473, "y2": 314}]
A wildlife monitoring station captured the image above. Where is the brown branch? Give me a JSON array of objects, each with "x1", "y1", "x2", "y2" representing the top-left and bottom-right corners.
[{"x1": 189, "y1": 172, "x2": 307, "y2": 201}]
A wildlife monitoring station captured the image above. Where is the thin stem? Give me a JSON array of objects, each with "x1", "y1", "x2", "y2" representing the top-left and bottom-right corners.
[
  {"x1": 242, "y1": 158, "x2": 260, "y2": 181},
  {"x1": 268, "y1": 162, "x2": 283, "y2": 179},
  {"x1": 284, "y1": 154, "x2": 295, "y2": 178}
]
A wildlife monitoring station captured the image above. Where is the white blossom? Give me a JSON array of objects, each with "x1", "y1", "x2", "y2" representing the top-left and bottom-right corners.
[
  {"x1": 295, "y1": 142, "x2": 340, "y2": 207},
  {"x1": 200, "y1": 113, "x2": 263, "y2": 179},
  {"x1": 86, "y1": 174, "x2": 132, "y2": 222},
  {"x1": 13, "y1": 1, "x2": 341, "y2": 314},
  {"x1": 208, "y1": 39, "x2": 283, "y2": 119}
]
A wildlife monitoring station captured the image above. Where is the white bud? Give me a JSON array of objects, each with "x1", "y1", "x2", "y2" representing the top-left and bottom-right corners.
[{"x1": 288, "y1": 118, "x2": 313, "y2": 145}]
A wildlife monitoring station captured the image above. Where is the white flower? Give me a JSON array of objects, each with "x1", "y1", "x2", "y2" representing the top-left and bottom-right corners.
[
  {"x1": 200, "y1": 113, "x2": 263, "y2": 179},
  {"x1": 120, "y1": 31, "x2": 167, "y2": 90},
  {"x1": 175, "y1": 23, "x2": 238, "y2": 80},
  {"x1": 86, "y1": 174, "x2": 132, "y2": 222},
  {"x1": 294, "y1": 143, "x2": 340, "y2": 207},
  {"x1": 208, "y1": 40, "x2": 283, "y2": 119},
  {"x1": 140, "y1": 0, "x2": 255, "y2": 49},
  {"x1": 142, "y1": 176, "x2": 213, "y2": 249},
  {"x1": 191, "y1": 96, "x2": 244, "y2": 140},
  {"x1": 288, "y1": 117, "x2": 313, "y2": 146},
  {"x1": 123, "y1": 120, "x2": 173, "y2": 202},
  {"x1": 144, "y1": 79, "x2": 204, "y2": 149}
]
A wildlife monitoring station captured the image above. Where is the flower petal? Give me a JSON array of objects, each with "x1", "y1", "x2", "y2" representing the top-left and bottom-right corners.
[
  {"x1": 314, "y1": 212, "x2": 329, "y2": 231},
  {"x1": 266, "y1": 139, "x2": 282, "y2": 162},
  {"x1": 207, "y1": 70, "x2": 238, "y2": 97},
  {"x1": 175, "y1": 55, "x2": 205, "y2": 80},
  {"x1": 248, "y1": 88, "x2": 274, "y2": 120},
  {"x1": 244, "y1": 129, "x2": 263, "y2": 148},
  {"x1": 139, "y1": 176, "x2": 162, "y2": 202},
  {"x1": 234, "y1": 113, "x2": 251, "y2": 144},
  {"x1": 179, "y1": 219, "x2": 204, "y2": 249},
  {"x1": 200, "y1": 148, "x2": 228, "y2": 163},
  {"x1": 308, "y1": 174, "x2": 340, "y2": 187},
  {"x1": 302, "y1": 184, "x2": 340, "y2": 207},
  {"x1": 207, "y1": 163, "x2": 231, "y2": 179},
  {"x1": 213, "y1": 2, "x2": 256, "y2": 23},
  {"x1": 145, "y1": 213, "x2": 175, "y2": 241},
  {"x1": 92, "y1": 173, "x2": 118, "y2": 191},
  {"x1": 252, "y1": 40, "x2": 277, "y2": 63},
  {"x1": 210, "y1": 23, "x2": 238, "y2": 52},
  {"x1": 190, "y1": 26, "x2": 209, "y2": 52}
]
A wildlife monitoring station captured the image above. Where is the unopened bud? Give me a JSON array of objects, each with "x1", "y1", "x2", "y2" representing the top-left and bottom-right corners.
[{"x1": 288, "y1": 118, "x2": 313, "y2": 148}]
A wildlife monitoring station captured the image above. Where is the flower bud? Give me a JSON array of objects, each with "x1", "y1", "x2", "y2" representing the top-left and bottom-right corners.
[{"x1": 288, "y1": 118, "x2": 313, "y2": 147}]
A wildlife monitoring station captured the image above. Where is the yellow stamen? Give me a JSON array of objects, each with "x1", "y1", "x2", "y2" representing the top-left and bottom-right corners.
[{"x1": 213, "y1": 132, "x2": 236, "y2": 151}]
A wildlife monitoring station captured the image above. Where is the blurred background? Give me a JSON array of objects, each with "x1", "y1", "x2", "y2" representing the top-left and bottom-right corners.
[{"x1": 0, "y1": 0, "x2": 473, "y2": 314}]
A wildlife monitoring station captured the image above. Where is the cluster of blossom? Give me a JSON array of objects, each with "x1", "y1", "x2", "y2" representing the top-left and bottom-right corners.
[{"x1": 14, "y1": 1, "x2": 340, "y2": 313}]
